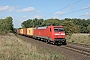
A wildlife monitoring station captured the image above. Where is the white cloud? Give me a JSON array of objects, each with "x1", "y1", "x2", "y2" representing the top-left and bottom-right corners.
[
  {"x1": 22, "y1": 16, "x2": 27, "y2": 18},
  {"x1": 82, "y1": 13, "x2": 90, "y2": 17},
  {"x1": 0, "y1": 6, "x2": 36, "y2": 13},
  {"x1": 52, "y1": 16, "x2": 60, "y2": 19},
  {"x1": 33, "y1": 15, "x2": 42, "y2": 19},
  {"x1": 54, "y1": 11, "x2": 65, "y2": 15},
  {"x1": 84, "y1": 13, "x2": 90, "y2": 16},
  {"x1": 0, "y1": 6, "x2": 15, "y2": 12},
  {"x1": 36, "y1": 10, "x2": 41, "y2": 13},
  {"x1": 79, "y1": 13, "x2": 90, "y2": 19},
  {"x1": 83, "y1": 4, "x2": 90, "y2": 9},
  {"x1": 16, "y1": 7, "x2": 35, "y2": 12}
]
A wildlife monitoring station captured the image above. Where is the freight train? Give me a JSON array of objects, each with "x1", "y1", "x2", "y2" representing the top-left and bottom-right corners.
[{"x1": 16, "y1": 26, "x2": 66, "y2": 45}]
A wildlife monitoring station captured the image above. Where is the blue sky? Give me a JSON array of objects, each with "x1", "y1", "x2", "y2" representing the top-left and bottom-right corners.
[{"x1": 0, "y1": 0, "x2": 90, "y2": 28}]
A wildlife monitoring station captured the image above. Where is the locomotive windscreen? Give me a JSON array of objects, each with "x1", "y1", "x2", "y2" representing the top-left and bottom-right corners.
[{"x1": 54, "y1": 28, "x2": 64, "y2": 32}]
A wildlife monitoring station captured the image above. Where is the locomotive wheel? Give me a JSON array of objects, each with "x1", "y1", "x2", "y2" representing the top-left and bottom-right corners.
[
  {"x1": 52, "y1": 42, "x2": 55, "y2": 45},
  {"x1": 57, "y1": 43, "x2": 61, "y2": 46},
  {"x1": 47, "y1": 40, "x2": 50, "y2": 44},
  {"x1": 63, "y1": 42, "x2": 67, "y2": 45}
]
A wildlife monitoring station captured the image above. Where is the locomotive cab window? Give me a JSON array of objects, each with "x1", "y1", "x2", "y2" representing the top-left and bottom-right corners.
[
  {"x1": 50, "y1": 28, "x2": 52, "y2": 32},
  {"x1": 54, "y1": 28, "x2": 64, "y2": 32}
]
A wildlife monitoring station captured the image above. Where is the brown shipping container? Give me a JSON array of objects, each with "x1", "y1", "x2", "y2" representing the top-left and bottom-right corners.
[
  {"x1": 17, "y1": 29, "x2": 20, "y2": 34},
  {"x1": 23, "y1": 28, "x2": 27, "y2": 35}
]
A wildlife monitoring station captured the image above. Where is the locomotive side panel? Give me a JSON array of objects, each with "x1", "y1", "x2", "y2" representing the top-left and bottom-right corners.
[{"x1": 33, "y1": 27, "x2": 49, "y2": 39}]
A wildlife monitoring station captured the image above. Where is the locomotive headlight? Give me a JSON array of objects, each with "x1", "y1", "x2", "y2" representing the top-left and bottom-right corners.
[
  {"x1": 55, "y1": 34, "x2": 60, "y2": 35},
  {"x1": 61, "y1": 34, "x2": 65, "y2": 35},
  {"x1": 55, "y1": 33, "x2": 65, "y2": 35}
]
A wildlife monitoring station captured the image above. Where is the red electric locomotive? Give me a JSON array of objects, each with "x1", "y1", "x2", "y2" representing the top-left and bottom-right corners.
[{"x1": 33, "y1": 26, "x2": 66, "y2": 45}]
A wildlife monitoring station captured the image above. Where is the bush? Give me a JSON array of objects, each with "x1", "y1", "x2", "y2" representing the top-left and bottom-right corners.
[{"x1": 72, "y1": 40, "x2": 75, "y2": 43}]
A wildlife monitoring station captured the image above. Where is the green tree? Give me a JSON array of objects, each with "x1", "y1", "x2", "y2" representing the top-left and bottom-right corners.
[
  {"x1": 21, "y1": 19, "x2": 33, "y2": 28},
  {"x1": 21, "y1": 17, "x2": 90, "y2": 34},
  {"x1": 45, "y1": 18, "x2": 60, "y2": 26},
  {"x1": 0, "y1": 16, "x2": 14, "y2": 33},
  {"x1": 21, "y1": 18, "x2": 45, "y2": 28},
  {"x1": 62, "y1": 21, "x2": 80, "y2": 35},
  {"x1": 4, "y1": 16, "x2": 13, "y2": 32},
  {"x1": 87, "y1": 25, "x2": 90, "y2": 33}
]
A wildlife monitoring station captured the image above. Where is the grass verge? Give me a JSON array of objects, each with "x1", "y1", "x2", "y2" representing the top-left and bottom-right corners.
[
  {"x1": 0, "y1": 33, "x2": 64, "y2": 60},
  {"x1": 66, "y1": 33, "x2": 90, "y2": 45}
]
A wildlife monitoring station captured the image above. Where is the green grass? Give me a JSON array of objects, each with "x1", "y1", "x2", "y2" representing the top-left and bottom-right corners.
[
  {"x1": 0, "y1": 33, "x2": 64, "y2": 60},
  {"x1": 66, "y1": 33, "x2": 90, "y2": 45}
]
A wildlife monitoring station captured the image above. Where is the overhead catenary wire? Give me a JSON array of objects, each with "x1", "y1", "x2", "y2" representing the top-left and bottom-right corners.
[
  {"x1": 77, "y1": 6, "x2": 90, "y2": 18},
  {"x1": 43, "y1": 0, "x2": 82, "y2": 18},
  {"x1": 78, "y1": 13, "x2": 90, "y2": 17},
  {"x1": 60, "y1": 5, "x2": 90, "y2": 16}
]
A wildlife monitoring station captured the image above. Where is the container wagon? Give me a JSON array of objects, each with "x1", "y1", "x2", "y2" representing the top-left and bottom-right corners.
[
  {"x1": 17, "y1": 29, "x2": 20, "y2": 34},
  {"x1": 27, "y1": 28, "x2": 34, "y2": 37},
  {"x1": 23, "y1": 28, "x2": 27, "y2": 35},
  {"x1": 20, "y1": 29, "x2": 23, "y2": 35}
]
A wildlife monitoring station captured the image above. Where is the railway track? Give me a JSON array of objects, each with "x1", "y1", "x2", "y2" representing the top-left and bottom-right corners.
[
  {"x1": 35, "y1": 38, "x2": 90, "y2": 56},
  {"x1": 60, "y1": 43, "x2": 90, "y2": 56},
  {"x1": 67, "y1": 42, "x2": 90, "y2": 48}
]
